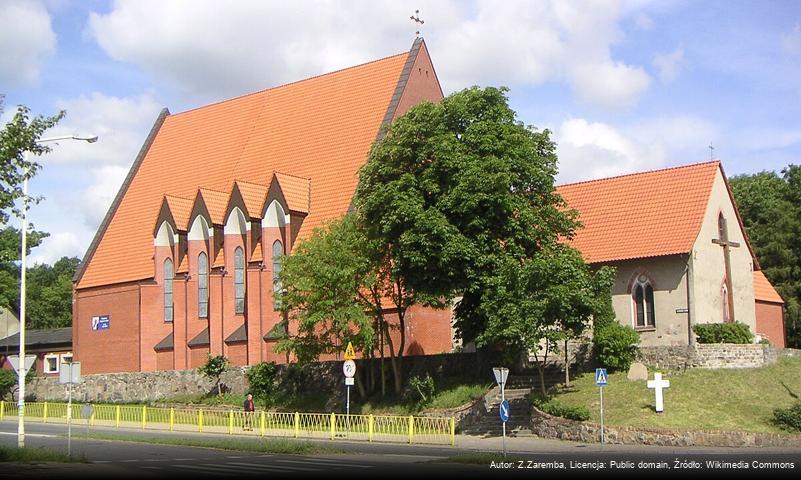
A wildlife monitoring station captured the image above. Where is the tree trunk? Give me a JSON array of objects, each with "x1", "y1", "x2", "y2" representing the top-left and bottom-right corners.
[
  {"x1": 355, "y1": 364, "x2": 367, "y2": 400},
  {"x1": 379, "y1": 317, "x2": 386, "y2": 397},
  {"x1": 564, "y1": 339, "x2": 570, "y2": 387},
  {"x1": 533, "y1": 343, "x2": 550, "y2": 397},
  {"x1": 382, "y1": 321, "x2": 402, "y2": 395}
]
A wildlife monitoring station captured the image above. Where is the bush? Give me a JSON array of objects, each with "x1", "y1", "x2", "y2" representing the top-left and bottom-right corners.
[
  {"x1": 773, "y1": 402, "x2": 801, "y2": 432},
  {"x1": 693, "y1": 322, "x2": 754, "y2": 344},
  {"x1": 246, "y1": 362, "x2": 279, "y2": 407},
  {"x1": 407, "y1": 374, "x2": 436, "y2": 406},
  {"x1": 532, "y1": 395, "x2": 590, "y2": 421},
  {"x1": 0, "y1": 369, "x2": 16, "y2": 400},
  {"x1": 593, "y1": 322, "x2": 639, "y2": 372},
  {"x1": 198, "y1": 354, "x2": 229, "y2": 396}
]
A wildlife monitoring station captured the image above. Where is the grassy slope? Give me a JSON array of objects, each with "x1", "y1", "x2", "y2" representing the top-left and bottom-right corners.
[
  {"x1": 0, "y1": 446, "x2": 87, "y2": 463},
  {"x1": 551, "y1": 356, "x2": 801, "y2": 434},
  {"x1": 159, "y1": 382, "x2": 490, "y2": 416},
  {"x1": 75, "y1": 433, "x2": 342, "y2": 455}
]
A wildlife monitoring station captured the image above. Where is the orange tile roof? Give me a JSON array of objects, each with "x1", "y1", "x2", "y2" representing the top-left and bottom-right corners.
[
  {"x1": 198, "y1": 189, "x2": 229, "y2": 226},
  {"x1": 78, "y1": 45, "x2": 416, "y2": 289},
  {"x1": 275, "y1": 172, "x2": 311, "y2": 214},
  {"x1": 251, "y1": 242, "x2": 263, "y2": 263},
  {"x1": 234, "y1": 180, "x2": 269, "y2": 218},
  {"x1": 163, "y1": 195, "x2": 193, "y2": 231},
  {"x1": 557, "y1": 161, "x2": 720, "y2": 264},
  {"x1": 753, "y1": 271, "x2": 784, "y2": 304}
]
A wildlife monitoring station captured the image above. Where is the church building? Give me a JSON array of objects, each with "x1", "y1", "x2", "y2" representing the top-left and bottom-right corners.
[
  {"x1": 72, "y1": 39, "x2": 454, "y2": 374},
  {"x1": 557, "y1": 161, "x2": 786, "y2": 348}
]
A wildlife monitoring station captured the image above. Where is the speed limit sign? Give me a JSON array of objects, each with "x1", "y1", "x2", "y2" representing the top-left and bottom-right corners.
[{"x1": 343, "y1": 359, "x2": 356, "y2": 378}]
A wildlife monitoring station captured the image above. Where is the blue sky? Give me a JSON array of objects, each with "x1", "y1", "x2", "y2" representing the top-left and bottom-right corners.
[{"x1": 1, "y1": 0, "x2": 800, "y2": 265}]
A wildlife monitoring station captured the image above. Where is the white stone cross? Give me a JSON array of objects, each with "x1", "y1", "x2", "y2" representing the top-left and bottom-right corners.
[{"x1": 647, "y1": 372, "x2": 670, "y2": 413}]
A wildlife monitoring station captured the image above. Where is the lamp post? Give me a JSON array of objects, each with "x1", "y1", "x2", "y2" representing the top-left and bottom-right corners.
[{"x1": 17, "y1": 134, "x2": 97, "y2": 448}]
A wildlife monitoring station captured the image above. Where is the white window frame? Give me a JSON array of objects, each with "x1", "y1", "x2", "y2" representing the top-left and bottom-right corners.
[
  {"x1": 44, "y1": 354, "x2": 60, "y2": 374},
  {"x1": 60, "y1": 353, "x2": 73, "y2": 365}
]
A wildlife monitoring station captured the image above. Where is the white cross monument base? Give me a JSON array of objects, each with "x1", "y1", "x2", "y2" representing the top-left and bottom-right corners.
[{"x1": 647, "y1": 372, "x2": 670, "y2": 413}]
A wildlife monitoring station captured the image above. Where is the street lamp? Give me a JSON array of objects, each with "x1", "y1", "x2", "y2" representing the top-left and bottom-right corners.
[{"x1": 17, "y1": 134, "x2": 98, "y2": 448}]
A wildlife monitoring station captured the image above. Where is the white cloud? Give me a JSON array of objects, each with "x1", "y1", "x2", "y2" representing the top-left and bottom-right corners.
[
  {"x1": 41, "y1": 92, "x2": 162, "y2": 166},
  {"x1": 568, "y1": 61, "x2": 651, "y2": 108},
  {"x1": 87, "y1": 0, "x2": 653, "y2": 109},
  {"x1": 0, "y1": 0, "x2": 55, "y2": 87},
  {"x1": 79, "y1": 165, "x2": 129, "y2": 229},
  {"x1": 782, "y1": 23, "x2": 801, "y2": 56},
  {"x1": 653, "y1": 48, "x2": 684, "y2": 83},
  {"x1": 555, "y1": 118, "x2": 666, "y2": 183},
  {"x1": 29, "y1": 231, "x2": 87, "y2": 265}
]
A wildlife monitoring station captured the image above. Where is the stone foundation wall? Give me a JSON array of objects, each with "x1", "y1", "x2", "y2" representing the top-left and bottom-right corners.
[
  {"x1": 530, "y1": 406, "x2": 801, "y2": 448},
  {"x1": 26, "y1": 351, "x2": 503, "y2": 405},
  {"x1": 637, "y1": 344, "x2": 778, "y2": 370}
]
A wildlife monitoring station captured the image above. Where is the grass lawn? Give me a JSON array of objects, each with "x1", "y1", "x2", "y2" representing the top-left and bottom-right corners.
[
  {"x1": 159, "y1": 381, "x2": 490, "y2": 416},
  {"x1": 76, "y1": 433, "x2": 343, "y2": 455},
  {"x1": 550, "y1": 356, "x2": 801, "y2": 434},
  {"x1": 0, "y1": 445, "x2": 87, "y2": 463}
]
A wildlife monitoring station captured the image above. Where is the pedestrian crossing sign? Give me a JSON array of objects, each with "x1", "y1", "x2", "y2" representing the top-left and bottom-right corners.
[
  {"x1": 595, "y1": 368, "x2": 608, "y2": 386},
  {"x1": 344, "y1": 342, "x2": 356, "y2": 360}
]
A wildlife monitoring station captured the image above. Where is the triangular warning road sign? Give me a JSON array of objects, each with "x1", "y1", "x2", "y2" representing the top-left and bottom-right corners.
[{"x1": 344, "y1": 342, "x2": 356, "y2": 360}]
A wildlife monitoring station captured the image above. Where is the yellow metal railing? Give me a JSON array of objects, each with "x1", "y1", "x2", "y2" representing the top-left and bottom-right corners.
[{"x1": 0, "y1": 401, "x2": 454, "y2": 445}]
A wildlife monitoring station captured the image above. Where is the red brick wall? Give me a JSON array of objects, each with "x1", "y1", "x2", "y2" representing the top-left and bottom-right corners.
[
  {"x1": 73, "y1": 283, "x2": 141, "y2": 374},
  {"x1": 394, "y1": 42, "x2": 443, "y2": 119},
  {"x1": 156, "y1": 350, "x2": 174, "y2": 371},
  {"x1": 756, "y1": 300, "x2": 785, "y2": 348},
  {"x1": 189, "y1": 346, "x2": 209, "y2": 368},
  {"x1": 226, "y1": 343, "x2": 248, "y2": 366}
]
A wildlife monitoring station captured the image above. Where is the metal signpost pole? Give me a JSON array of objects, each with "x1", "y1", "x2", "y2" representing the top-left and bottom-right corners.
[
  {"x1": 600, "y1": 385, "x2": 604, "y2": 445},
  {"x1": 501, "y1": 379, "x2": 506, "y2": 458},
  {"x1": 67, "y1": 364, "x2": 73, "y2": 457}
]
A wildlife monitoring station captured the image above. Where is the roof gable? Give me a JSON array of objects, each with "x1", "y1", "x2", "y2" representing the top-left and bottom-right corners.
[
  {"x1": 77, "y1": 42, "x2": 428, "y2": 289},
  {"x1": 753, "y1": 271, "x2": 784, "y2": 304}
]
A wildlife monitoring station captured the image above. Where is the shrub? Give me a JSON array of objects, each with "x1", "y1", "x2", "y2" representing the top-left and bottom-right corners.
[
  {"x1": 593, "y1": 322, "x2": 639, "y2": 371},
  {"x1": 773, "y1": 402, "x2": 801, "y2": 432},
  {"x1": 693, "y1": 322, "x2": 754, "y2": 344},
  {"x1": 198, "y1": 354, "x2": 229, "y2": 396},
  {"x1": 407, "y1": 374, "x2": 436, "y2": 406},
  {"x1": 0, "y1": 369, "x2": 16, "y2": 400},
  {"x1": 246, "y1": 362, "x2": 279, "y2": 407},
  {"x1": 532, "y1": 395, "x2": 590, "y2": 421}
]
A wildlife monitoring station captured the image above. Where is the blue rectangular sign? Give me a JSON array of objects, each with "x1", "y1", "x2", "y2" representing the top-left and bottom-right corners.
[
  {"x1": 92, "y1": 315, "x2": 110, "y2": 331},
  {"x1": 595, "y1": 368, "x2": 608, "y2": 386}
]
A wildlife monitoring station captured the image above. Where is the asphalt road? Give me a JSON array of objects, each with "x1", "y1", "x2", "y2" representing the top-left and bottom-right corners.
[{"x1": 1, "y1": 421, "x2": 800, "y2": 479}]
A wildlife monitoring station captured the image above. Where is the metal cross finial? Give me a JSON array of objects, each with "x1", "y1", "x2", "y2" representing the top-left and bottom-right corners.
[
  {"x1": 709, "y1": 142, "x2": 715, "y2": 160},
  {"x1": 410, "y1": 9, "x2": 424, "y2": 37}
]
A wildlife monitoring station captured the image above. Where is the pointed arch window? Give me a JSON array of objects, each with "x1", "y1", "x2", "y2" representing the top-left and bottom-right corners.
[
  {"x1": 273, "y1": 240, "x2": 283, "y2": 311},
  {"x1": 632, "y1": 275, "x2": 655, "y2": 328},
  {"x1": 164, "y1": 258, "x2": 174, "y2": 323},
  {"x1": 234, "y1": 247, "x2": 245, "y2": 314},
  {"x1": 198, "y1": 252, "x2": 209, "y2": 318}
]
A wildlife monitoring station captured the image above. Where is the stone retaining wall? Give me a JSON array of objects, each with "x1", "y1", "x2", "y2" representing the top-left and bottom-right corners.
[
  {"x1": 530, "y1": 405, "x2": 801, "y2": 448},
  {"x1": 26, "y1": 351, "x2": 503, "y2": 405},
  {"x1": 637, "y1": 344, "x2": 778, "y2": 370}
]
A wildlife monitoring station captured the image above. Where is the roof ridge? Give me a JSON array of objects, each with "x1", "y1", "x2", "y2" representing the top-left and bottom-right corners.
[
  {"x1": 198, "y1": 187, "x2": 230, "y2": 195},
  {"x1": 234, "y1": 179, "x2": 270, "y2": 188},
  {"x1": 557, "y1": 160, "x2": 720, "y2": 189},
  {"x1": 274, "y1": 171, "x2": 311, "y2": 182},
  {"x1": 171, "y1": 50, "x2": 410, "y2": 119}
]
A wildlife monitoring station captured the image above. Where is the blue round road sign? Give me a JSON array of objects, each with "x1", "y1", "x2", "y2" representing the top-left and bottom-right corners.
[{"x1": 499, "y1": 399, "x2": 510, "y2": 422}]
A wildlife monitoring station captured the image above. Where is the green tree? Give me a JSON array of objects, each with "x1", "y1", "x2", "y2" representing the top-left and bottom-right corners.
[
  {"x1": 198, "y1": 354, "x2": 229, "y2": 397},
  {"x1": 0, "y1": 97, "x2": 65, "y2": 224},
  {"x1": 26, "y1": 256, "x2": 80, "y2": 329},
  {"x1": 477, "y1": 245, "x2": 615, "y2": 395},
  {"x1": 277, "y1": 215, "x2": 432, "y2": 396},
  {"x1": 0, "y1": 226, "x2": 49, "y2": 321},
  {"x1": 245, "y1": 361, "x2": 278, "y2": 407},
  {"x1": 730, "y1": 166, "x2": 801, "y2": 348},
  {"x1": 354, "y1": 86, "x2": 584, "y2": 358}
]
